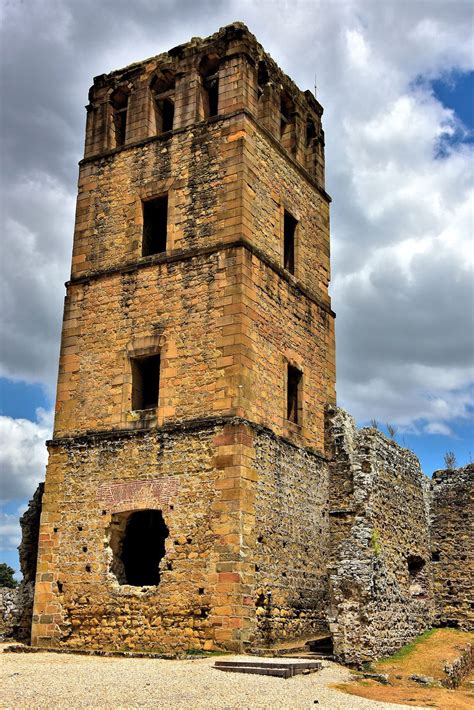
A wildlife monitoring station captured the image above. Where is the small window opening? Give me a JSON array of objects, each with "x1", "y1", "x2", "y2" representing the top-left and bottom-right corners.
[
  {"x1": 431, "y1": 551, "x2": 441, "y2": 562},
  {"x1": 142, "y1": 195, "x2": 168, "y2": 256},
  {"x1": 205, "y1": 76, "x2": 219, "y2": 117},
  {"x1": 257, "y1": 61, "x2": 269, "y2": 100},
  {"x1": 284, "y1": 210, "x2": 297, "y2": 274},
  {"x1": 110, "y1": 88, "x2": 129, "y2": 148},
  {"x1": 161, "y1": 99, "x2": 175, "y2": 131},
  {"x1": 280, "y1": 92, "x2": 294, "y2": 137},
  {"x1": 131, "y1": 354, "x2": 160, "y2": 410},
  {"x1": 407, "y1": 555, "x2": 427, "y2": 598},
  {"x1": 306, "y1": 117, "x2": 317, "y2": 146},
  {"x1": 287, "y1": 364, "x2": 302, "y2": 424},
  {"x1": 109, "y1": 509, "x2": 169, "y2": 586},
  {"x1": 151, "y1": 72, "x2": 175, "y2": 134},
  {"x1": 200, "y1": 55, "x2": 220, "y2": 118}
]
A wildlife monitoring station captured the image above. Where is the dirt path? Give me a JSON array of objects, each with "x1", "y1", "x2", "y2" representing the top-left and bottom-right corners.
[{"x1": 0, "y1": 645, "x2": 423, "y2": 710}]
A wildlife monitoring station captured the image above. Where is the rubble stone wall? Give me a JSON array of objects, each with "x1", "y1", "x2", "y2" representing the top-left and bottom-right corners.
[
  {"x1": 326, "y1": 407, "x2": 434, "y2": 665},
  {"x1": 431, "y1": 464, "x2": 474, "y2": 630},
  {"x1": 0, "y1": 587, "x2": 20, "y2": 639}
]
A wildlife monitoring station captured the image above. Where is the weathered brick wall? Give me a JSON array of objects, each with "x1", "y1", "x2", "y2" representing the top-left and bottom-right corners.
[
  {"x1": 326, "y1": 407, "x2": 434, "y2": 665},
  {"x1": 241, "y1": 255, "x2": 334, "y2": 452},
  {"x1": 74, "y1": 117, "x2": 243, "y2": 279},
  {"x1": 55, "y1": 250, "x2": 243, "y2": 437},
  {"x1": 243, "y1": 125, "x2": 331, "y2": 303},
  {"x1": 431, "y1": 464, "x2": 474, "y2": 631},
  {"x1": 32, "y1": 420, "x2": 257, "y2": 652},
  {"x1": 248, "y1": 430, "x2": 330, "y2": 648}
]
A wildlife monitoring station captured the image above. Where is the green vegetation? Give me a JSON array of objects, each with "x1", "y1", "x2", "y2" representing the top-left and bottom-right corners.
[
  {"x1": 370, "y1": 528, "x2": 382, "y2": 557},
  {"x1": 0, "y1": 563, "x2": 18, "y2": 588},
  {"x1": 378, "y1": 628, "x2": 436, "y2": 664}
]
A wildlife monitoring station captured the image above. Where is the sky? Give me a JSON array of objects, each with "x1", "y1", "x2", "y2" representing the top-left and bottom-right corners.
[{"x1": 0, "y1": 0, "x2": 473, "y2": 576}]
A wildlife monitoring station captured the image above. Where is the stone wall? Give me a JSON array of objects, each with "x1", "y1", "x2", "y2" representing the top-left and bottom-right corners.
[
  {"x1": 0, "y1": 483, "x2": 44, "y2": 641},
  {"x1": 0, "y1": 587, "x2": 20, "y2": 639},
  {"x1": 33, "y1": 420, "x2": 259, "y2": 652},
  {"x1": 326, "y1": 407, "x2": 434, "y2": 665},
  {"x1": 431, "y1": 464, "x2": 473, "y2": 630},
  {"x1": 248, "y1": 429, "x2": 330, "y2": 648}
]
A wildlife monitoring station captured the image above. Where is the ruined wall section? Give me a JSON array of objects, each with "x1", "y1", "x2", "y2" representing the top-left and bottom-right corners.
[
  {"x1": 32, "y1": 420, "x2": 255, "y2": 652},
  {"x1": 247, "y1": 430, "x2": 330, "y2": 649},
  {"x1": 326, "y1": 407, "x2": 434, "y2": 665},
  {"x1": 431, "y1": 464, "x2": 473, "y2": 630}
]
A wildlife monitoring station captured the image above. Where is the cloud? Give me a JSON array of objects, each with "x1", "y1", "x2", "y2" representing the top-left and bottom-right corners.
[
  {"x1": 0, "y1": 509, "x2": 24, "y2": 553},
  {"x1": 0, "y1": 409, "x2": 52, "y2": 503},
  {"x1": 0, "y1": 0, "x2": 472, "y2": 437}
]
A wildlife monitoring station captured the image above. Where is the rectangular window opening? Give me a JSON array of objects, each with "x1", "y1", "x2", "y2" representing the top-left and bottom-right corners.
[
  {"x1": 287, "y1": 364, "x2": 302, "y2": 424},
  {"x1": 131, "y1": 354, "x2": 161, "y2": 410},
  {"x1": 161, "y1": 98, "x2": 175, "y2": 132},
  {"x1": 142, "y1": 195, "x2": 168, "y2": 256},
  {"x1": 204, "y1": 75, "x2": 219, "y2": 117},
  {"x1": 114, "y1": 108, "x2": 127, "y2": 147},
  {"x1": 284, "y1": 210, "x2": 297, "y2": 274}
]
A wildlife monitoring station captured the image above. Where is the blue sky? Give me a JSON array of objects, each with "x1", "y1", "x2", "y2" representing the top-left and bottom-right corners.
[{"x1": 1, "y1": 0, "x2": 473, "y2": 577}]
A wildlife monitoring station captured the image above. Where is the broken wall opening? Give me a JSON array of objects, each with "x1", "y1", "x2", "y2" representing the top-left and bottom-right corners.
[{"x1": 108, "y1": 509, "x2": 169, "y2": 586}]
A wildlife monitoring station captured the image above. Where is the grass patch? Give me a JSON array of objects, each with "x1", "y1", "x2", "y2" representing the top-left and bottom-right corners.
[
  {"x1": 336, "y1": 628, "x2": 474, "y2": 710},
  {"x1": 378, "y1": 628, "x2": 436, "y2": 664}
]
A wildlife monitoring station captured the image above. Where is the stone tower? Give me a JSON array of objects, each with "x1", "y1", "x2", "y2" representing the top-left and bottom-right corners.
[{"x1": 32, "y1": 23, "x2": 336, "y2": 652}]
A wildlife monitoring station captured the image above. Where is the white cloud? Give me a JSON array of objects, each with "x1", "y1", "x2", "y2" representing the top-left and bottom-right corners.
[
  {"x1": 0, "y1": 510, "x2": 23, "y2": 553},
  {"x1": 0, "y1": 409, "x2": 52, "y2": 503},
  {"x1": 0, "y1": 0, "x2": 472, "y2": 438}
]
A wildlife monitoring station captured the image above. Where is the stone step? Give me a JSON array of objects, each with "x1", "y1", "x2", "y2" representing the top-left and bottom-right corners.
[
  {"x1": 214, "y1": 659, "x2": 322, "y2": 678},
  {"x1": 283, "y1": 652, "x2": 334, "y2": 661}
]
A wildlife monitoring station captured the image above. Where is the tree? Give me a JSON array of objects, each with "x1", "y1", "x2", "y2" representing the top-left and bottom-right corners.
[{"x1": 0, "y1": 563, "x2": 18, "y2": 588}]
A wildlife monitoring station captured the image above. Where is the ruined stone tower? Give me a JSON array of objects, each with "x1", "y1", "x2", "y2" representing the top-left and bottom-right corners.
[{"x1": 32, "y1": 23, "x2": 336, "y2": 652}]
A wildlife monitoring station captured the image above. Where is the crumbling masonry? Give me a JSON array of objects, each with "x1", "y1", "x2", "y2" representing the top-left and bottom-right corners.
[{"x1": 26, "y1": 24, "x2": 472, "y2": 663}]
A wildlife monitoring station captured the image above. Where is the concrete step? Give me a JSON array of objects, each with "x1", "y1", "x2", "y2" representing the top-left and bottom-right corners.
[{"x1": 214, "y1": 659, "x2": 322, "y2": 678}]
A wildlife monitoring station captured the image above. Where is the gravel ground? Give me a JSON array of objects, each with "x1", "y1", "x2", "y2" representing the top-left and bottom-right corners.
[{"x1": 0, "y1": 646, "x2": 425, "y2": 710}]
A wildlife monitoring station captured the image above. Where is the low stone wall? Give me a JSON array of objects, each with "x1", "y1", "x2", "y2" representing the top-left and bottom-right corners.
[
  {"x1": 442, "y1": 642, "x2": 473, "y2": 689},
  {"x1": 431, "y1": 464, "x2": 473, "y2": 631},
  {"x1": 326, "y1": 407, "x2": 434, "y2": 666}
]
